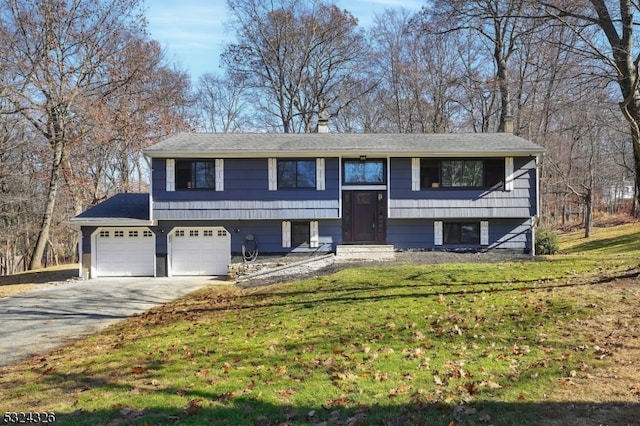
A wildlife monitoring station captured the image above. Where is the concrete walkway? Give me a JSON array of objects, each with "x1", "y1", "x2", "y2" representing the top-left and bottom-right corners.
[{"x1": 0, "y1": 276, "x2": 222, "y2": 367}]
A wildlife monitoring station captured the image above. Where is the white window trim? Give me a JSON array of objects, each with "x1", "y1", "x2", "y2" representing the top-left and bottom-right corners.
[
  {"x1": 316, "y1": 158, "x2": 325, "y2": 191},
  {"x1": 282, "y1": 220, "x2": 291, "y2": 248},
  {"x1": 434, "y1": 221, "x2": 443, "y2": 246},
  {"x1": 480, "y1": 221, "x2": 489, "y2": 246},
  {"x1": 268, "y1": 158, "x2": 277, "y2": 191},
  {"x1": 310, "y1": 220, "x2": 319, "y2": 248},
  {"x1": 505, "y1": 157, "x2": 514, "y2": 191},
  {"x1": 215, "y1": 159, "x2": 224, "y2": 191},
  {"x1": 411, "y1": 158, "x2": 420, "y2": 191},
  {"x1": 166, "y1": 159, "x2": 175, "y2": 192}
]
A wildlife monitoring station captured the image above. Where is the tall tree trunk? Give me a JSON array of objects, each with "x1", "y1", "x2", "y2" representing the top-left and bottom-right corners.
[
  {"x1": 496, "y1": 56, "x2": 511, "y2": 132},
  {"x1": 584, "y1": 189, "x2": 593, "y2": 238},
  {"x1": 30, "y1": 141, "x2": 64, "y2": 269}
]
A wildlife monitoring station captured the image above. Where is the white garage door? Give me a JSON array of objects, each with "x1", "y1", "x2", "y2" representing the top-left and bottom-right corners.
[
  {"x1": 170, "y1": 227, "x2": 230, "y2": 276},
  {"x1": 95, "y1": 228, "x2": 155, "y2": 277}
]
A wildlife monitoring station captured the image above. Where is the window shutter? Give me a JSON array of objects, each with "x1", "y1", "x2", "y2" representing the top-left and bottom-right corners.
[
  {"x1": 215, "y1": 159, "x2": 224, "y2": 191},
  {"x1": 166, "y1": 159, "x2": 175, "y2": 192},
  {"x1": 316, "y1": 158, "x2": 325, "y2": 191},
  {"x1": 411, "y1": 158, "x2": 420, "y2": 191},
  {"x1": 505, "y1": 157, "x2": 514, "y2": 191},
  {"x1": 268, "y1": 158, "x2": 277, "y2": 191},
  {"x1": 310, "y1": 221, "x2": 319, "y2": 248},
  {"x1": 481, "y1": 221, "x2": 489, "y2": 246},
  {"x1": 434, "y1": 221, "x2": 443, "y2": 246},
  {"x1": 282, "y1": 221, "x2": 291, "y2": 248}
]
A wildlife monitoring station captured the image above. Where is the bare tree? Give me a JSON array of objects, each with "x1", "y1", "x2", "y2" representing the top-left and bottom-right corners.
[
  {"x1": 0, "y1": 0, "x2": 166, "y2": 268},
  {"x1": 539, "y1": 0, "x2": 640, "y2": 208},
  {"x1": 418, "y1": 0, "x2": 541, "y2": 132},
  {"x1": 194, "y1": 73, "x2": 249, "y2": 132},
  {"x1": 222, "y1": 0, "x2": 371, "y2": 133}
]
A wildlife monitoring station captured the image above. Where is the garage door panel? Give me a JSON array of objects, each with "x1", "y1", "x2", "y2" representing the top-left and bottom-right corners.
[
  {"x1": 95, "y1": 228, "x2": 154, "y2": 277},
  {"x1": 171, "y1": 228, "x2": 230, "y2": 276}
]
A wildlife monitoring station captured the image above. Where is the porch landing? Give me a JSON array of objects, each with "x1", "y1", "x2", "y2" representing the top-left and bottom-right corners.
[{"x1": 335, "y1": 245, "x2": 395, "y2": 261}]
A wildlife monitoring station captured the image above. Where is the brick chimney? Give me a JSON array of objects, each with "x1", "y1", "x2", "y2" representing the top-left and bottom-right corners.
[{"x1": 317, "y1": 110, "x2": 329, "y2": 133}]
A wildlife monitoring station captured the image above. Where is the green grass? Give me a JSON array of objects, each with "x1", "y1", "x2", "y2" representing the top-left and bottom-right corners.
[{"x1": 1, "y1": 224, "x2": 640, "y2": 425}]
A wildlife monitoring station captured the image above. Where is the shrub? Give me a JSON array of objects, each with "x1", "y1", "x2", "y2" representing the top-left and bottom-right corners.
[{"x1": 535, "y1": 227, "x2": 559, "y2": 255}]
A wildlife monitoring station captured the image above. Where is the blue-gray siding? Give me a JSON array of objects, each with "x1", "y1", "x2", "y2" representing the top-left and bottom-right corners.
[
  {"x1": 389, "y1": 157, "x2": 537, "y2": 218},
  {"x1": 388, "y1": 218, "x2": 532, "y2": 252},
  {"x1": 153, "y1": 219, "x2": 341, "y2": 254},
  {"x1": 152, "y1": 156, "x2": 537, "y2": 220},
  {"x1": 81, "y1": 226, "x2": 97, "y2": 253},
  {"x1": 81, "y1": 217, "x2": 531, "y2": 260},
  {"x1": 152, "y1": 158, "x2": 341, "y2": 219}
]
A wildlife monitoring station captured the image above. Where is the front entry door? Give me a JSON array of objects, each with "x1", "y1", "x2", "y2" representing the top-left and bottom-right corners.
[{"x1": 342, "y1": 191, "x2": 387, "y2": 243}]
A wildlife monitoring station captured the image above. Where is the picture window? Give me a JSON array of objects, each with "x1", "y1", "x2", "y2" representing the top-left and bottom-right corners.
[
  {"x1": 343, "y1": 160, "x2": 385, "y2": 184},
  {"x1": 420, "y1": 158, "x2": 504, "y2": 189}
]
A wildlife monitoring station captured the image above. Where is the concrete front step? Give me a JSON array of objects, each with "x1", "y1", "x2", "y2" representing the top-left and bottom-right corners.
[{"x1": 335, "y1": 245, "x2": 395, "y2": 260}]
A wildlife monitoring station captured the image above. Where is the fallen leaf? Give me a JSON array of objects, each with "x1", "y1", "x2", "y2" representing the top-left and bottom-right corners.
[
  {"x1": 481, "y1": 380, "x2": 502, "y2": 389},
  {"x1": 464, "y1": 382, "x2": 478, "y2": 394},
  {"x1": 374, "y1": 371, "x2": 388, "y2": 381},
  {"x1": 183, "y1": 399, "x2": 201, "y2": 416}
]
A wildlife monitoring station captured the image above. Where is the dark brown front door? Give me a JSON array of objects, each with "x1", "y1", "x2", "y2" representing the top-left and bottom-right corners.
[{"x1": 342, "y1": 191, "x2": 386, "y2": 243}]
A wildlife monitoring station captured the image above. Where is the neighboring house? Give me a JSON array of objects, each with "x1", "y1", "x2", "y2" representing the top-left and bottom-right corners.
[{"x1": 71, "y1": 132, "x2": 545, "y2": 278}]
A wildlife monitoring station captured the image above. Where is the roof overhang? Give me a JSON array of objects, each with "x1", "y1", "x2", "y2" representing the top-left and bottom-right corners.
[
  {"x1": 144, "y1": 150, "x2": 545, "y2": 159},
  {"x1": 69, "y1": 218, "x2": 156, "y2": 228}
]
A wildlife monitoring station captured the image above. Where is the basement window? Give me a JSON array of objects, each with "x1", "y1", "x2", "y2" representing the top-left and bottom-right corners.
[
  {"x1": 443, "y1": 222, "x2": 480, "y2": 245},
  {"x1": 291, "y1": 221, "x2": 310, "y2": 246}
]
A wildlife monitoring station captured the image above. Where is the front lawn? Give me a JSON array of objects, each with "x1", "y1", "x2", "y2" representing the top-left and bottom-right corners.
[{"x1": 1, "y1": 225, "x2": 639, "y2": 425}]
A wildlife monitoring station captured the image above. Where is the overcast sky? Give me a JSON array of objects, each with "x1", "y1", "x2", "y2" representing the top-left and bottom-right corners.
[{"x1": 145, "y1": 0, "x2": 424, "y2": 81}]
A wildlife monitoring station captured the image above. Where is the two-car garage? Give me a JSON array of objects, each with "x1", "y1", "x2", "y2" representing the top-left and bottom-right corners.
[{"x1": 90, "y1": 226, "x2": 230, "y2": 278}]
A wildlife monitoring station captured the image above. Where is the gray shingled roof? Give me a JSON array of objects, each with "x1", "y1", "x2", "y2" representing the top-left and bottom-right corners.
[
  {"x1": 70, "y1": 193, "x2": 151, "y2": 225},
  {"x1": 144, "y1": 132, "x2": 545, "y2": 158}
]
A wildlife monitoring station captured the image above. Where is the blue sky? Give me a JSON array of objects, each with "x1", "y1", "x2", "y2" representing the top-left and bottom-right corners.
[{"x1": 145, "y1": 0, "x2": 424, "y2": 82}]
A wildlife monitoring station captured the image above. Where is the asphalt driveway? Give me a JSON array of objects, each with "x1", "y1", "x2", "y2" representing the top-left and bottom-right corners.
[{"x1": 0, "y1": 276, "x2": 222, "y2": 367}]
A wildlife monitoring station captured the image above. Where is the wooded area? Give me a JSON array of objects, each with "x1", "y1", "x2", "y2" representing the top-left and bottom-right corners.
[{"x1": 1, "y1": 0, "x2": 638, "y2": 274}]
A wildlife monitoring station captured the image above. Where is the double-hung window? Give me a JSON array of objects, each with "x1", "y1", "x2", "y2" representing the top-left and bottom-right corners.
[
  {"x1": 176, "y1": 160, "x2": 216, "y2": 189},
  {"x1": 277, "y1": 160, "x2": 316, "y2": 189}
]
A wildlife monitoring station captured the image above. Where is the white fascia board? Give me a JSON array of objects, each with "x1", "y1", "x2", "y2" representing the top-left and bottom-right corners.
[
  {"x1": 143, "y1": 150, "x2": 545, "y2": 159},
  {"x1": 68, "y1": 218, "x2": 156, "y2": 227}
]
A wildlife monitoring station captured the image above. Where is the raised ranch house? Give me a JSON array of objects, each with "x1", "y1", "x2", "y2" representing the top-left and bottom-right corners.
[{"x1": 71, "y1": 132, "x2": 545, "y2": 278}]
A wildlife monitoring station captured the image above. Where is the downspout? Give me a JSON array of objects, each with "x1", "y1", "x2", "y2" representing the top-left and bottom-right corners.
[{"x1": 533, "y1": 154, "x2": 543, "y2": 256}]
